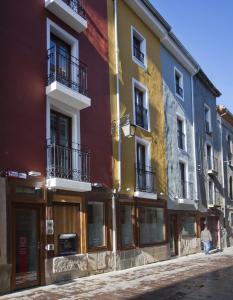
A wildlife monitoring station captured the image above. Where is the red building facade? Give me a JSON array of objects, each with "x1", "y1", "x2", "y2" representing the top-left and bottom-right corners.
[{"x1": 0, "y1": 0, "x2": 112, "y2": 293}]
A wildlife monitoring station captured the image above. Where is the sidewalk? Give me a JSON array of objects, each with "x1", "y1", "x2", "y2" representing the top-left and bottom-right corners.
[{"x1": 2, "y1": 247, "x2": 233, "y2": 300}]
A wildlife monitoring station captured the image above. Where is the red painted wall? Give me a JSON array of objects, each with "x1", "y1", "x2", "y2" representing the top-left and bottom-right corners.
[
  {"x1": 0, "y1": 0, "x2": 112, "y2": 187},
  {"x1": 0, "y1": 0, "x2": 47, "y2": 175},
  {"x1": 79, "y1": 1, "x2": 112, "y2": 188}
]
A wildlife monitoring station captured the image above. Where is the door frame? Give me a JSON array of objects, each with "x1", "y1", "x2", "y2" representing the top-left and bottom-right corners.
[{"x1": 11, "y1": 204, "x2": 44, "y2": 291}]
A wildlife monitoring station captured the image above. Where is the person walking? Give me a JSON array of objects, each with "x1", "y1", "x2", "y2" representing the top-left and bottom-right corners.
[{"x1": 201, "y1": 223, "x2": 212, "y2": 255}]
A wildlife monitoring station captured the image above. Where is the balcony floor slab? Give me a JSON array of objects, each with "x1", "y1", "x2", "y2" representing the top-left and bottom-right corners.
[
  {"x1": 45, "y1": 0, "x2": 87, "y2": 33},
  {"x1": 46, "y1": 177, "x2": 91, "y2": 192},
  {"x1": 46, "y1": 81, "x2": 91, "y2": 110}
]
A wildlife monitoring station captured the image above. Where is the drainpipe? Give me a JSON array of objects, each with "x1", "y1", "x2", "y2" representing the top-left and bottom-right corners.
[
  {"x1": 112, "y1": 0, "x2": 121, "y2": 272},
  {"x1": 219, "y1": 114, "x2": 227, "y2": 249},
  {"x1": 219, "y1": 114, "x2": 226, "y2": 218},
  {"x1": 191, "y1": 75, "x2": 198, "y2": 209}
]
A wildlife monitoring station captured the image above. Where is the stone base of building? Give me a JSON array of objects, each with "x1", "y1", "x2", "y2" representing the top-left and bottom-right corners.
[
  {"x1": 45, "y1": 251, "x2": 114, "y2": 284},
  {"x1": 0, "y1": 264, "x2": 12, "y2": 295},
  {"x1": 44, "y1": 245, "x2": 169, "y2": 285},
  {"x1": 116, "y1": 244, "x2": 169, "y2": 270}
]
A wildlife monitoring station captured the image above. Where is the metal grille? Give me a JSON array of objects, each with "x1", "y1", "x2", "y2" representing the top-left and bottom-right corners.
[
  {"x1": 47, "y1": 47, "x2": 88, "y2": 96},
  {"x1": 47, "y1": 139, "x2": 90, "y2": 182},
  {"x1": 136, "y1": 164, "x2": 155, "y2": 193}
]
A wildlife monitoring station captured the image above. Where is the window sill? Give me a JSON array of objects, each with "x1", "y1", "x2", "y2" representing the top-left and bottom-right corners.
[
  {"x1": 118, "y1": 245, "x2": 136, "y2": 251},
  {"x1": 175, "y1": 92, "x2": 184, "y2": 101},
  {"x1": 178, "y1": 147, "x2": 188, "y2": 155},
  {"x1": 206, "y1": 130, "x2": 212, "y2": 136},
  {"x1": 132, "y1": 56, "x2": 147, "y2": 70},
  {"x1": 88, "y1": 246, "x2": 109, "y2": 253},
  {"x1": 139, "y1": 241, "x2": 167, "y2": 248},
  {"x1": 135, "y1": 124, "x2": 150, "y2": 133}
]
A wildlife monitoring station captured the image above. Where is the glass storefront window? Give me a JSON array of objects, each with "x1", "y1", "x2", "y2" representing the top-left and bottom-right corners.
[
  {"x1": 120, "y1": 205, "x2": 134, "y2": 247},
  {"x1": 139, "y1": 206, "x2": 165, "y2": 245},
  {"x1": 88, "y1": 202, "x2": 105, "y2": 248},
  {"x1": 182, "y1": 216, "x2": 196, "y2": 236}
]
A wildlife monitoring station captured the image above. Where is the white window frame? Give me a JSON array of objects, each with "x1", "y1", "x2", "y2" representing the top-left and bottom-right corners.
[
  {"x1": 46, "y1": 18, "x2": 80, "y2": 146},
  {"x1": 131, "y1": 26, "x2": 147, "y2": 69},
  {"x1": 204, "y1": 104, "x2": 212, "y2": 134},
  {"x1": 135, "y1": 136, "x2": 151, "y2": 168},
  {"x1": 206, "y1": 142, "x2": 213, "y2": 170},
  {"x1": 174, "y1": 67, "x2": 184, "y2": 100},
  {"x1": 229, "y1": 176, "x2": 233, "y2": 200},
  {"x1": 207, "y1": 179, "x2": 215, "y2": 205},
  {"x1": 176, "y1": 113, "x2": 187, "y2": 152},
  {"x1": 132, "y1": 78, "x2": 150, "y2": 132},
  {"x1": 178, "y1": 158, "x2": 189, "y2": 199}
]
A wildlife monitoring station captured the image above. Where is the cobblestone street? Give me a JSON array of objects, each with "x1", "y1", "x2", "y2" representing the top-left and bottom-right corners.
[{"x1": 2, "y1": 247, "x2": 233, "y2": 300}]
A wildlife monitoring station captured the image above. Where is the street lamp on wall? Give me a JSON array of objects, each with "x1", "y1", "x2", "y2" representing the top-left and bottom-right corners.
[{"x1": 112, "y1": 114, "x2": 136, "y2": 138}]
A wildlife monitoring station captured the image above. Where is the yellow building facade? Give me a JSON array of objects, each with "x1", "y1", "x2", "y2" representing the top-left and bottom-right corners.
[{"x1": 108, "y1": 0, "x2": 169, "y2": 267}]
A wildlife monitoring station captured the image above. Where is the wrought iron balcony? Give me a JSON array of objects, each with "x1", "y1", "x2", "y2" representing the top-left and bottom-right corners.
[
  {"x1": 176, "y1": 84, "x2": 183, "y2": 98},
  {"x1": 133, "y1": 46, "x2": 145, "y2": 64},
  {"x1": 61, "y1": 0, "x2": 86, "y2": 20},
  {"x1": 46, "y1": 139, "x2": 90, "y2": 183},
  {"x1": 47, "y1": 47, "x2": 88, "y2": 96},
  {"x1": 177, "y1": 130, "x2": 185, "y2": 150},
  {"x1": 177, "y1": 180, "x2": 193, "y2": 200},
  {"x1": 135, "y1": 164, "x2": 155, "y2": 194},
  {"x1": 135, "y1": 104, "x2": 148, "y2": 130}
]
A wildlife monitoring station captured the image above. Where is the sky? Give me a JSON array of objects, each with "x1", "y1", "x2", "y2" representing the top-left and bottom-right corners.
[{"x1": 150, "y1": 0, "x2": 233, "y2": 112}]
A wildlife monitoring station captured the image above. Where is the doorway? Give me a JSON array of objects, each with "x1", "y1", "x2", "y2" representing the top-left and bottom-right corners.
[
  {"x1": 169, "y1": 215, "x2": 178, "y2": 256},
  {"x1": 12, "y1": 205, "x2": 42, "y2": 290}
]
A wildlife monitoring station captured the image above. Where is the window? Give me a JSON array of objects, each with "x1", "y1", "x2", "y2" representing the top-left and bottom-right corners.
[
  {"x1": 177, "y1": 118, "x2": 185, "y2": 150},
  {"x1": 208, "y1": 179, "x2": 214, "y2": 205},
  {"x1": 119, "y1": 205, "x2": 134, "y2": 248},
  {"x1": 229, "y1": 176, "x2": 233, "y2": 200},
  {"x1": 136, "y1": 140, "x2": 155, "y2": 193},
  {"x1": 133, "y1": 79, "x2": 149, "y2": 130},
  {"x1": 50, "y1": 34, "x2": 71, "y2": 87},
  {"x1": 231, "y1": 213, "x2": 233, "y2": 227},
  {"x1": 227, "y1": 135, "x2": 232, "y2": 165},
  {"x1": 206, "y1": 144, "x2": 212, "y2": 170},
  {"x1": 174, "y1": 67, "x2": 184, "y2": 99},
  {"x1": 204, "y1": 105, "x2": 212, "y2": 134},
  {"x1": 131, "y1": 27, "x2": 146, "y2": 67},
  {"x1": 178, "y1": 161, "x2": 187, "y2": 199},
  {"x1": 182, "y1": 217, "x2": 196, "y2": 236},
  {"x1": 88, "y1": 202, "x2": 106, "y2": 248},
  {"x1": 50, "y1": 110, "x2": 72, "y2": 179},
  {"x1": 139, "y1": 206, "x2": 165, "y2": 245}
]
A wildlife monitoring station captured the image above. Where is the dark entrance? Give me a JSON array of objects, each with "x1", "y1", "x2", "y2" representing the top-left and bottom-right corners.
[
  {"x1": 169, "y1": 215, "x2": 178, "y2": 256},
  {"x1": 12, "y1": 205, "x2": 42, "y2": 290}
]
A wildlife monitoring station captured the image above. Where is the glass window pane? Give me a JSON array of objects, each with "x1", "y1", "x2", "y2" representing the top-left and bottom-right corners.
[
  {"x1": 88, "y1": 202, "x2": 105, "y2": 248},
  {"x1": 15, "y1": 208, "x2": 38, "y2": 286},
  {"x1": 120, "y1": 205, "x2": 134, "y2": 247},
  {"x1": 139, "y1": 207, "x2": 164, "y2": 245},
  {"x1": 182, "y1": 217, "x2": 196, "y2": 236}
]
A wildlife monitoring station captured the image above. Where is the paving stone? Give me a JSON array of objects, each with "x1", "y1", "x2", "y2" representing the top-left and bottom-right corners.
[{"x1": 2, "y1": 248, "x2": 233, "y2": 300}]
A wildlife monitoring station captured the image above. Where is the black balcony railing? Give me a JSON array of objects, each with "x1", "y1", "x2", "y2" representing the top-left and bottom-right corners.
[
  {"x1": 47, "y1": 139, "x2": 90, "y2": 182},
  {"x1": 47, "y1": 47, "x2": 88, "y2": 96},
  {"x1": 176, "y1": 84, "x2": 183, "y2": 98},
  {"x1": 62, "y1": 0, "x2": 86, "y2": 20},
  {"x1": 177, "y1": 180, "x2": 193, "y2": 200},
  {"x1": 133, "y1": 46, "x2": 144, "y2": 64},
  {"x1": 177, "y1": 130, "x2": 185, "y2": 150},
  {"x1": 136, "y1": 164, "x2": 155, "y2": 193},
  {"x1": 136, "y1": 104, "x2": 148, "y2": 130}
]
